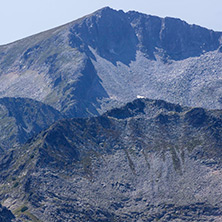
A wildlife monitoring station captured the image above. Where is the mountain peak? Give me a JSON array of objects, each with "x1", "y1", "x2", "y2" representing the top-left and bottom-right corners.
[
  {"x1": 0, "y1": 8, "x2": 222, "y2": 120},
  {"x1": 94, "y1": 6, "x2": 116, "y2": 13},
  {"x1": 93, "y1": 6, "x2": 124, "y2": 16}
]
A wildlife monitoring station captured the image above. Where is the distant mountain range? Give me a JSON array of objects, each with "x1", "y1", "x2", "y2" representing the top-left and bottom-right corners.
[{"x1": 1, "y1": 7, "x2": 222, "y2": 222}]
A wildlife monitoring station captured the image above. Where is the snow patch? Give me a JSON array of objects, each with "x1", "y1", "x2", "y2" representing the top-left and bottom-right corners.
[{"x1": 137, "y1": 95, "x2": 145, "y2": 99}]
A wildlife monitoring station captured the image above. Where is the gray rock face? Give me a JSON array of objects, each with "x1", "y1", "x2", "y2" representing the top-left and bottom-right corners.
[
  {"x1": 0, "y1": 7, "x2": 222, "y2": 117},
  {"x1": 0, "y1": 97, "x2": 63, "y2": 151},
  {"x1": 1, "y1": 99, "x2": 222, "y2": 221}
]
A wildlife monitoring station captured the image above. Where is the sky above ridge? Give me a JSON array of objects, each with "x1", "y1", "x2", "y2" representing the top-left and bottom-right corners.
[{"x1": 0, "y1": 0, "x2": 221, "y2": 45}]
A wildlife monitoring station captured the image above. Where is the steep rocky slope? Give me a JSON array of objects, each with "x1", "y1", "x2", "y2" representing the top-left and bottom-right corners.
[
  {"x1": 1, "y1": 99, "x2": 222, "y2": 221},
  {"x1": 0, "y1": 97, "x2": 63, "y2": 151},
  {"x1": 0, "y1": 7, "x2": 222, "y2": 117}
]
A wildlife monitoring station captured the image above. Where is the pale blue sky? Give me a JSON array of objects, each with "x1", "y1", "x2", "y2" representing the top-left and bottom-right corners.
[{"x1": 0, "y1": 0, "x2": 222, "y2": 45}]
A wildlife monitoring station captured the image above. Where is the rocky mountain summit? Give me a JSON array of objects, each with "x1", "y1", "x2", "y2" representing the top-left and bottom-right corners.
[
  {"x1": 1, "y1": 98, "x2": 222, "y2": 221},
  {"x1": 0, "y1": 7, "x2": 222, "y2": 117}
]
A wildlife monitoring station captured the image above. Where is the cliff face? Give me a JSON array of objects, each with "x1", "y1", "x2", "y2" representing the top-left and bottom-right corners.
[
  {"x1": 72, "y1": 7, "x2": 220, "y2": 62},
  {"x1": 1, "y1": 99, "x2": 222, "y2": 221},
  {"x1": 0, "y1": 7, "x2": 222, "y2": 118},
  {"x1": 128, "y1": 11, "x2": 221, "y2": 60}
]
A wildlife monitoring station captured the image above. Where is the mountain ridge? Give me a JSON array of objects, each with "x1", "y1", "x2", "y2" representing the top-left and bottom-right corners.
[
  {"x1": 0, "y1": 7, "x2": 222, "y2": 118},
  {"x1": 1, "y1": 98, "x2": 222, "y2": 221}
]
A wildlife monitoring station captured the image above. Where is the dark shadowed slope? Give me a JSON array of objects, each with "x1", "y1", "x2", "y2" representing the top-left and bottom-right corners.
[
  {"x1": 0, "y1": 97, "x2": 63, "y2": 151},
  {"x1": 0, "y1": 204, "x2": 15, "y2": 222}
]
